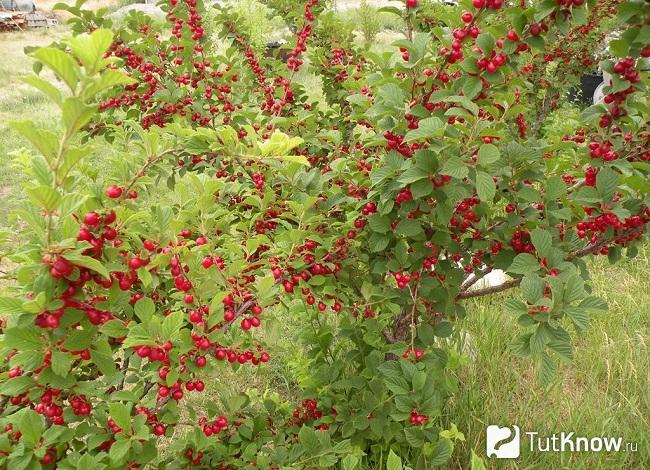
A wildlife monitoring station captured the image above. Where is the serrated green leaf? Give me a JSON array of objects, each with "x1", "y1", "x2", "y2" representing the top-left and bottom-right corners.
[
  {"x1": 475, "y1": 171, "x2": 496, "y2": 202},
  {"x1": 477, "y1": 144, "x2": 500, "y2": 166},
  {"x1": 63, "y1": 253, "x2": 110, "y2": 279},
  {"x1": 508, "y1": 253, "x2": 539, "y2": 275},
  {"x1": 404, "y1": 117, "x2": 444, "y2": 143},
  {"x1": 530, "y1": 229, "x2": 552, "y2": 257},
  {"x1": 396, "y1": 219, "x2": 422, "y2": 237},
  {"x1": 387, "y1": 450, "x2": 403, "y2": 470}
]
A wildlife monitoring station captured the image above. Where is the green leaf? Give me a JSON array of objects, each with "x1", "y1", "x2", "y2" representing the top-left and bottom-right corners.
[
  {"x1": 25, "y1": 185, "x2": 60, "y2": 211},
  {"x1": 66, "y1": 29, "x2": 113, "y2": 73},
  {"x1": 510, "y1": 333, "x2": 532, "y2": 356},
  {"x1": 521, "y1": 275, "x2": 544, "y2": 303},
  {"x1": 387, "y1": 450, "x2": 403, "y2": 470},
  {"x1": 596, "y1": 167, "x2": 618, "y2": 201},
  {"x1": 341, "y1": 455, "x2": 361, "y2": 470},
  {"x1": 404, "y1": 117, "x2": 444, "y2": 143},
  {"x1": 63, "y1": 253, "x2": 110, "y2": 279},
  {"x1": 0, "y1": 297, "x2": 26, "y2": 315},
  {"x1": 4, "y1": 327, "x2": 42, "y2": 350},
  {"x1": 85, "y1": 69, "x2": 136, "y2": 98},
  {"x1": 9, "y1": 121, "x2": 60, "y2": 161},
  {"x1": 463, "y1": 77, "x2": 482, "y2": 99},
  {"x1": 429, "y1": 438, "x2": 453, "y2": 465},
  {"x1": 470, "y1": 451, "x2": 487, "y2": 470},
  {"x1": 530, "y1": 229, "x2": 552, "y2": 257},
  {"x1": 412, "y1": 370, "x2": 426, "y2": 392},
  {"x1": 564, "y1": 307, "x2": 590, "y2": 332},
  {"x1": 441, "y1": 157, "x2": 468, "y2": 179},
  {"x1": 16, "y1": 409, "x2": 44, "y2": 446},
  {"x1": 378, "y1": 83, "x2": 406, "y2": 107},
  {"x1": 396, "y1": 219, "x2": 422, "y2": 237},
  {"x1": 51, "y1": 351, "x2": 73, "y2": 377},
  {"x1": 62, "y1": 97, "x2": 96, "y2": 134},
  {"x1": 63, "y1": 328, "x2": 95, "y2": 350},
  {"x1": 475, "y1": 172, "x2": 496, "y2": 202},
  {"x1": 477, "y1": 144, "x2": 500, "y2": 166},
  {"x1": 91, "y1": 341, "x2": 117, "y2": 378},
  {"x1": 20, "y1": 75, "x2": 63, "y2": 106},
  {"x1": 100, "y1": 320, "x2": 128, "y2": 338},
  {"x1": 162, "y1": 311, "x2": 184, "y2": 340},
  {"x1": 298, "y1": 426, "x2": 320, "y2": 452},
  {"x1": 508, "y1": 253, "x2": 539, "y2": 275},
  {"x1": 109, "y1": 403, "x2": 132, "y2": 432},
  {"x1": 538, "y1": 351, "x2": 557, "y2": 386},
  {"x1": 477, "y1": 33, "x2": 495, "y2": 54},
  {"x1": 547, "y1": 338, "x2": 574, "y2": 361},
  {"x1": 0, "y1": 376, "x2": 35, "y2": 396},
  {"x1": 134, "y1": 297, "x2": 156, "y2": 322},
  {"x1": 109, "y1": 438, "x2": 131, "y2": 465},
  {"x1": 32, "y1": 47, "x2": 81, "y2": 92},
  {"x1": 267, "y1": 155, "x2": 310, "y2": 166},
  {"x1": 579, "y1": 296, "x2": 607, "y2": 311},
  {"x1": 411, "y1": 178, "x2": 433, "y2": 198},
  {"x1": 368, "y1": 214, "x2": 391, "y2": 234}
]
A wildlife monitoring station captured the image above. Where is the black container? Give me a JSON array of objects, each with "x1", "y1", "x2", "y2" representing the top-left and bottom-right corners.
[{"x1": 568, "y1": 73, "x2": 603, "y2": 104}]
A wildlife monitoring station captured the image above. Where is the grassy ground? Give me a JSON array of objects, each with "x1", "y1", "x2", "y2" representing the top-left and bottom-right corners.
[
  {"x1": 448, "y1": 250, "x2": 650, "y2": 469},
  {"x1": 0, "y1": 18, "x2": 648, "y2": 470}
]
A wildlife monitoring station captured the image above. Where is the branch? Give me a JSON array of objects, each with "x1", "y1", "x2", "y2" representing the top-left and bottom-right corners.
[
  {"x1": 223, "y1": 298, "x2": 256, "y2": 332},
  {"x1": 457, "y1": 278, "x2": 522, "y2": 300},
  {"x1": 457, "y1": 225, "x2": 647, "y2": 300},
  {"x1": 116, "y1": 355, "x2": 130, "y2": 392}
]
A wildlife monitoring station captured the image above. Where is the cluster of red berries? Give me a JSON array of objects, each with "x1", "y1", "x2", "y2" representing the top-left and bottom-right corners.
[
  {"x1": 584, "y1": 166, "x2": 598, "y2": 186},
  {"x1": 450, "y1": 197, "x2": 481, "y2": 233},
  {"x1": 46, "y1": 256, "x2": 74, "y2": 280},
  {"x1": 69, "y1": 395, "x2": 92, "y2": 416},
  {"x1": 78, "y1": 210, "x2": 119, "y2": 255},
  {"x1": 184, "y1": 448, "x2": 204, "y2": 466},
  {"x1": 290, "y1": 399, "x2": 323, "y2": 426},
  {"x1": 395, "y1": 188, "x2": 414, "y2": 206},
  {"x1": 472, "y1": 0, "x2": 504, "y2": 9},
  {"x1": 158, "y1": 381, "x2": 185, "y2": 401},
  {"x1": 402, "y1": 347, "x2": 424, "y2": 362},
  {"x1": 409, "y1": 409, "x2": 429, "y2": 425},
  {"x1": 35, "y1": 308, "x2": 64, "y2": 329},
  {"x1": 135, "y1": 341, "x2": 173, "y2": 365},
  {"x1": 199, "y1": 415, "x2": 228, "y2": 437},
  {"x1": 136, "y1": 406, "x2": 167, "y2": 436},
  {"x1": 477, "y1": 51, "x2": 508, "y2": 74},
  {"x1": 510, "y1": 230, "x2": 534, "y2": 253},
  {"x1": 215, "y1": 347, "x2": 270, "y2": 365},
  {"x1": 34, "y1": 389, "x2": 64, "y2": 425},
  {"x1": 286, "y1": 0, "x2": 318, "y2": 72},
  {"x1": 383, "y1": 131, "x2": 419, "y2": 158},
  {"x1": 555, "y1": 0, "x2": 585, "y2": 7},
  {"x1": 577, "y1": 212, "x2": 648, "y2": 243},
  {"x1": 170, "y1": 0, "x2": 204, "y2": 41},
  {"x1": 392, "y1": 271, "x2": 416, "y2": 289},
  {"x1": 251, "y1": 172, "x2": 266, "y2": 191},
  {"x1": 588, "y1": 141, "x2": 619, "y2": 161}
]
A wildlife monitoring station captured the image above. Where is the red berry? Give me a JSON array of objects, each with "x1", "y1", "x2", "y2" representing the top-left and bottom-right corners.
[{"x1": 106, "y1": 185, "x2": 123, "y2": 199}]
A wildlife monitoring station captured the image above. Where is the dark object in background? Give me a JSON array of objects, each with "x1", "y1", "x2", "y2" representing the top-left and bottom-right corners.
[
  {"x1": 568, "y1": 72, "x2": 603, "y2": 105},
  {"x1": 1, "y1": 0, "x2": 35, "y2": 12},
  {"x1": 265, "y1": 41, "x2": 291, "y2": 62}
]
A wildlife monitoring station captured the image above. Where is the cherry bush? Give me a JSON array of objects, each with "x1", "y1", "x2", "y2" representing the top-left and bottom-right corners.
[{"x1": 0, "y1": 0, "x2": 648, "y2": 468}]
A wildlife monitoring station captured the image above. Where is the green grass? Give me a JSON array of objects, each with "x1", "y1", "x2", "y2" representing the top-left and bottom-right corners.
[
  {"x1": 0, "y1": 30, "x2": 62, "y2": 228},
  {"x1": 447, "y1": 249, "x2": 650, "y2": 469}
]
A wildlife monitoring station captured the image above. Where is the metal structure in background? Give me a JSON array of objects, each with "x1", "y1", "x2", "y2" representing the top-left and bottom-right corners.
[{"x1": 0, "y1": 0, "x2": 57, "y2": 31}]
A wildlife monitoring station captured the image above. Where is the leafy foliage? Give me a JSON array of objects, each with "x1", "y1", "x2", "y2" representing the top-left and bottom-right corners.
[{"x1": 0, "y1": 0, "x2": 648, "y2": 468}]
